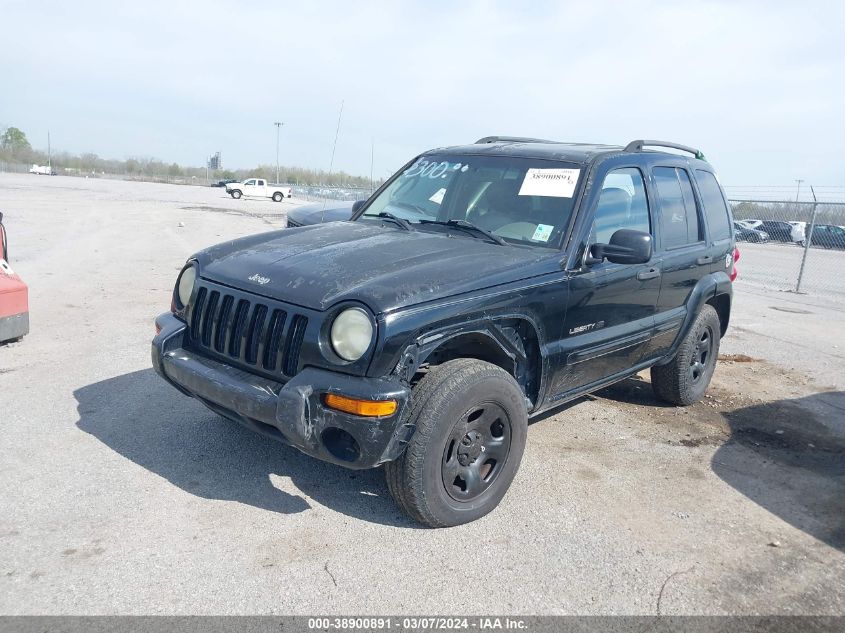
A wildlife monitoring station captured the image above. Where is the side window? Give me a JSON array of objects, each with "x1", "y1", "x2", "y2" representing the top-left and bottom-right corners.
[
  {"x1": 591, "y1": 167, "x2": 650, "y2": 244},
  {"x1": 245, "y1": 179, "x2": 255, "y2": 186},
  {"x1": 257, "y1": 180, "x2": 265, "y2": 186},
  {"x1": 653, "y1": 167, "x2": 701, "y2": 249},
  {"x1": 695, "y1": 170, "x2": 732, "y2": 241}
]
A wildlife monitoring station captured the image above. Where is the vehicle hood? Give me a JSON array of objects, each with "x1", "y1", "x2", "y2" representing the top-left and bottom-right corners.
[{"x1": 196, "y1": 221, "x2": 558, "y2": 313}]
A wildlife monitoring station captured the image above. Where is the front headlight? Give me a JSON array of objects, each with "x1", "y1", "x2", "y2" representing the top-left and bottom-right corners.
[
  {"x1": 175, "y1": 263, "x2": 197, "y2": 309},
  {"x1": 330, "y1": 307, "x2": 374, "y2": 361}
]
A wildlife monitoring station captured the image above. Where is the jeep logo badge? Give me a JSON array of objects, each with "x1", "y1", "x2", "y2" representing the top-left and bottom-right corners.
[{"x1": 248, "y1": 273, "x2": 271, "y2": 285}]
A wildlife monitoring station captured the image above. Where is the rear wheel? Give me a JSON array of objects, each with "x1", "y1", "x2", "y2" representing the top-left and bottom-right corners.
[
  {"x1": 385, "y1": 359, "x2": 528, "y2": 527},
  {"x1": 651, "y1": 304, "x2": 721, "y2": 406},
  {"x1": 272, "y1": 192, "x2": 283, "y2": 202},
  {"x1": 231, "y1": 190, "x2": 242, "y2": 199}
]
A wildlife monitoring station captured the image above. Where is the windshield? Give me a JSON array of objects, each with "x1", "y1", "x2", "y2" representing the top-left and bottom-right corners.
[{"x1": 360, "y1": 154, "x2": 582, "y2": 247}]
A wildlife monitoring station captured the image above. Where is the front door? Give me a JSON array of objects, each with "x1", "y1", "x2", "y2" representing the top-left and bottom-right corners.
[
  {"x1": 548, "y1": 166, "x2": 660, "y2": 400},
  {"x1": 243, "y1": 179, "x2": 260, "y2": 197}
]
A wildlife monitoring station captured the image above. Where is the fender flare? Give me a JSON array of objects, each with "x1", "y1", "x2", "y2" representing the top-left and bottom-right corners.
[
  {"x1": 654, "y1": 273, "x2": 726, "y2": 366},
  {"x1": 393, "y1": 314, "x2": 546, "y2": 410}
]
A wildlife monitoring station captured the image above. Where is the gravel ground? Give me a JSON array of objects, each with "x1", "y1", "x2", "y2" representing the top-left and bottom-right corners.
[
  {"x1": 735, "y1": 239, "x2": 845, "y2": 301},
  {"x1": 0, "y1": 173, "x2": 843, "y2": 615}
]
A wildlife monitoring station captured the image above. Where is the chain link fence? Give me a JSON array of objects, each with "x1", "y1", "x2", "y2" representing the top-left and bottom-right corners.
[
  {"x1": 727, "y1": 193, "x2": 845, "y2": 300},
  {"x1": 290, "y1": 185, "x2": 373, "y2": 203}
]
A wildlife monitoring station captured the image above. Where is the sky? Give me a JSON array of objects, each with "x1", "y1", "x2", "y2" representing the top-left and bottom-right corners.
[{"x1": 3, "y1": 0, "x2": 844, "y2": 191}]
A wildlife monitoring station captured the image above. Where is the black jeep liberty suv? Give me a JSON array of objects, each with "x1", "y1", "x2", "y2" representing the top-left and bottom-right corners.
[{"x1": 152, "y1": 137, "x2": 737, "y2": 527}]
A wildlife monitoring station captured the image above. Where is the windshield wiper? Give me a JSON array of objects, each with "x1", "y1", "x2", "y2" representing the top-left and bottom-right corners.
[
  {"x1": 374, "y1": 211, "x2": 414, "y2": 231},
  {"x1": 419, "y1": 219, "x2": 507, "y2": 246}
]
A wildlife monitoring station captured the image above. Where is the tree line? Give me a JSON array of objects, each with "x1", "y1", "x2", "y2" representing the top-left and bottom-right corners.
[{"x1": 0, "y1": 126, "x2": 378, "y2": 188}]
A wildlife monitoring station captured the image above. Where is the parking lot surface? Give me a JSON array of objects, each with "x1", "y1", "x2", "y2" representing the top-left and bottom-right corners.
[{"x1": 1, "y1": 174, "x2": 843, "y2": 614}]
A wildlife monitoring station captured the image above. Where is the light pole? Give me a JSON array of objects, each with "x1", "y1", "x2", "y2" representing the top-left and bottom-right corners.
[{"x1": 274, "y1": 121, "x2": 284, "y2": 183}]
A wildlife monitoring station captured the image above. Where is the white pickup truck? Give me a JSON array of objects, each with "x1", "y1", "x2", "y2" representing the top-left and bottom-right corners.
[
  {"x1": 225, "y1": 178, "x2": 292, "y2": 202},
  {"x1": 29, "y1": 164, "x2": 56, "y2": 176}
]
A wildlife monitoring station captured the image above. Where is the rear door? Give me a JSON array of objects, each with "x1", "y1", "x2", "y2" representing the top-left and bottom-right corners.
[
  {"x1": 693, "y1": 169, "x2": 734, "y2": 276},
  {"x1": 642, "y1": 165, "x2": 709, "y2": 362}
]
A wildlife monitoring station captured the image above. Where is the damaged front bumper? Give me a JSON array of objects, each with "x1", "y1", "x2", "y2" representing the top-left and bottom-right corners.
[{"x1": 151, "y1": 313, "x2": 413, "y2": 469}]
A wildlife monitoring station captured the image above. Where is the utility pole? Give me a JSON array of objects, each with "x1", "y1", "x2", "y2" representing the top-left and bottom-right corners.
[
  {"x1": 795, "y1": 179, "x2": 804, "y2": 203},
  {"x1": 274, "y1": 121, "x2": 284, "y2": 183},
  {"x1": 47, "y1": 130, "x2": 51, "y2": 172},
  {"x1": 370, "y1": 140, "x2": 374, "y2": 193}
]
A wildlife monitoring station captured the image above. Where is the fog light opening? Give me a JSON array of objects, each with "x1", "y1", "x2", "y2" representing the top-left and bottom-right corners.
[{"x1": 321, "y1": 428, "x2": 361, "y2": 463}]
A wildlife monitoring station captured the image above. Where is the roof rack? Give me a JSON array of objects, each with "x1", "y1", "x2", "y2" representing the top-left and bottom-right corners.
[
  {"x1": 624, "y1": 139, "x2": 705, "y2": 160},
  {"x1": 475, "y1": 136, "x2": 558, "y2": 145}
]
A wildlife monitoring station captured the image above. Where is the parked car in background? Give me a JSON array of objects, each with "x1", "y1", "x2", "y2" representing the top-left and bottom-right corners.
[
  {"x1": 735, "y1": 219, "x2": 762, "y2": 230},
  {"x1": 213, "y1": 179, "x2": 238, "y2": 188},
  {"x1": 757, "y1": 220, "x2": 806, "y2": 246},
  {"x1": 285, "y1": 201, "x2": 355, "y2": 227},
  {"x1": 0, "y1": 212, "x2": 29, "y2": 343},
  {"x1": 809, "y1": 223, "x2": 845, "y2": 249},
  {"x1": 225, "y1": 178, "x2": 292, "y2": 202},
  {"x1": 733, "y1": 222, "x2": 769, "y2": 243}
]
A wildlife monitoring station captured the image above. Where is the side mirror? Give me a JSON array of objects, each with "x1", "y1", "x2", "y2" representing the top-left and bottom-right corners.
[
  {"x1": 351, "y1": 200, "x2": 366, "y2": 215},
  {"x1": 589, "y1": 229, "x2": 652, "y2": 265}
]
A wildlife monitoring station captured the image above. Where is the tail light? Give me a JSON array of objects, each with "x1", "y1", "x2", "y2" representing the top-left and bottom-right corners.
[{"x1": 730, "y1": 247, "x2": 740, "y2": 282}]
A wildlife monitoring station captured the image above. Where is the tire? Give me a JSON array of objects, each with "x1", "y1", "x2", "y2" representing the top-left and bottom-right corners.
[
  {"x1": 385, "y1": 358, "x2": 528, "y2": 527},
  {"x1": 651, "y1": 304, "x2": 721, "y2": 406},
  {"x1": 272, "y1": 192, "x2": 283, "y2": 202},
  {"x1": 231, "y1": 190, "x2": 242, "y2": 199}
]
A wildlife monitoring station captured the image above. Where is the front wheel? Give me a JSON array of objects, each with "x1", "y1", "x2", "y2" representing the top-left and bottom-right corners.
[
  {"x1": 385, "y1": 358, "x2": 528, "y2": 527},
  {"x1": 651, "y1": 304, "x2": 721, "y2": 406},
  {"x1": 230, "y1": 190, "x2": 242, "y2": 199},
  {"x1": 272, "y1": 192, "x2": 283, "y2": 202}
]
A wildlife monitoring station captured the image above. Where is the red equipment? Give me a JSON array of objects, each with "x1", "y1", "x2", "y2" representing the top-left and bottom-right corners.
[{"x1": 0, "y1": 212, "x2": 29, "y2": 343}]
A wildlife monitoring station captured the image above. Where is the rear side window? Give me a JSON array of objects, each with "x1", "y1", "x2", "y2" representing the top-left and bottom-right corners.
[
  {"x1": 695, "y1": 170, "x2": 732, "y2": 241},
  {"x1": 653, "y1": 167, "x2": 701, "y2": 249}
]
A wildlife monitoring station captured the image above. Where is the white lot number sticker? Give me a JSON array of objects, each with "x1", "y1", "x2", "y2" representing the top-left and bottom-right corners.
[
  {"x1": 531, "y1": 224, "x2": 554, "y2": 242},
  {"x1": 518, "y1": 168, "x2": 580, "y2": 198},
  {"x1": 429, "y1": 188, "x2": 447, "y2": 205}
]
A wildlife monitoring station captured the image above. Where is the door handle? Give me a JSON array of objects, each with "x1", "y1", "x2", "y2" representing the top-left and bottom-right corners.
[
  {"x1": 637, "y1": 267, "x2": 661, "y2": 281},
  {"x1": 696, "y1": 255, "x2": 713, "y2": 265}
]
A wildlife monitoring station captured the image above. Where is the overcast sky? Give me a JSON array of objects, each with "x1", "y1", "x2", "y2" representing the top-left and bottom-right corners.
[{"x1": 3, "y1": 1, "x2": 844, "y2": 190}]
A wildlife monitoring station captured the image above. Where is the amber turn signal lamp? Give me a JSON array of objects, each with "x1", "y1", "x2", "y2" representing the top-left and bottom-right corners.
[{"x1": 323, "y1": 393, "x2": 397, "y2": 417}]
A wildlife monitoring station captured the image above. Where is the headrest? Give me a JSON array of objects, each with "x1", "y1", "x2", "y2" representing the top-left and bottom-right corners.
[{"x1": 597, "y1": 187, "x2": 632, "y2": 211}]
